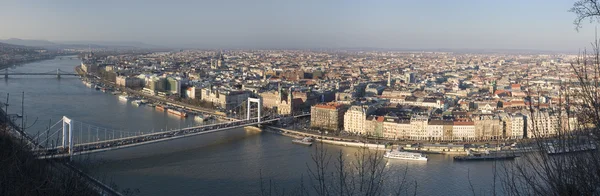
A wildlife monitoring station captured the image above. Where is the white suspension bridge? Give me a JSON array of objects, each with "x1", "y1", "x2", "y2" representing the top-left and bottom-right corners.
[
  {"x1": 28, "y1": 97, "x2": 309, "y2": 159},
  {"x1": 3, "y1": 68, "x2": 78, "y2": 78}
]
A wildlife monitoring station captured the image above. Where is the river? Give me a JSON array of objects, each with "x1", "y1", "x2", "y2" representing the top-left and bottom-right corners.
[{"x1": 1, "y1": 57, "x2": 502, "y2": 195}]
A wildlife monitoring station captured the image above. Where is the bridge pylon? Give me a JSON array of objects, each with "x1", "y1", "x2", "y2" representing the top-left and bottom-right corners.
[
  {"x1": 57, "y1": 69, "x2": 61, "y2": 79},
  {"x1": 61, "y1": 116, "x2": 73, "y2": 157},
  {"x1": 247, "y1": 97, "x2": 262, "y2": 123}
]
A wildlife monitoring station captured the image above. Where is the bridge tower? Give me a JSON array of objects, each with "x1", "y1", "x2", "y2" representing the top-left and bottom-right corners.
[
  {"x1": 4, "y1": 69, "x2": 7, "y2": 79},
  {"x1": 247, "y1": 97, "x2": 262, "y2": 123},
  {"x1": 61, "y1": 116, "x2": 73, "y2": 157},
  {"x1": 57, "y1": 69, "x2": 61, "y2": 79}
]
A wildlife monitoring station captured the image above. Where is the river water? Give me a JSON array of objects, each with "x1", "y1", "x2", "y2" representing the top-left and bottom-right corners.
[{"x1": 1, "y1": 57, "x2": 502, "y2": 195}]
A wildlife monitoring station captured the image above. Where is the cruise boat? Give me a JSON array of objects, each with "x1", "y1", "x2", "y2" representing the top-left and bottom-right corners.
[
  {"x1": 384, "y1": 149, "x2": 428, "y2": 161},
  {"x1": 453, "y1": 150, "x2": 517, "y2": 161},
  {"x1": 83, "y1": 81, "x2": 93, "y2": 88},
  {"x1": 167, "y1": 108, "x2": 188, "y2": 117},
  {"x1": 195, "y1": 114, "x2": 206, "y2": 122},
  {"x1": 292, "y1": 137, "x2": 313, "y2": 146},
  {"x1": 546, "y1": 142, "x2": 597, "y2": 155},
  {"x1": 118, "y1": 95, "x2": 129, "y2": 101},
  {"x1": 132, "y1": 100, "x2": 143, "y2": 106},
  {"x1": 155, "y1": 104, "x2": 166, "y2": 111}
]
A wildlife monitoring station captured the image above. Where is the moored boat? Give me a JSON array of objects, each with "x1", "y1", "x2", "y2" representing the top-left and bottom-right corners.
[
  {"x1": 453, "y1": 150, "x2": 517, "y2": 161},
  {"x1": 194, "y1": 114, "x2": 205, "y2": 122},
  {"x1": 155, "y1": 104, "x2": 165, "y2": 111},
  {"x1": 384, "y1": 149, "x2": 428, "y2": 161},
  {"x1": 132, "y1": 100, "x2": 143, "y2": 106},
  {"x1": 118, "y1": 95, "x2": 129, "y2": 101},
  {"x1": 545, "y1": 142, "x2": 597, "y2": 155},
  {"x1": 292, "y1": 137, "x2": 313, "y2": 146},
  {"x1": 167, "y1": 108, "x2": 188, "y2": 117},
  {"x1": 83, "y1": 81, "x2": 93, "y2": 88}
]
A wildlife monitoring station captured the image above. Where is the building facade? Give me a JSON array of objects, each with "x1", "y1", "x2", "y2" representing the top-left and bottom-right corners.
[
  {"x1": 343, "y1": 105, "x2": 374, "y2": 135},
  {"x1": 310, "y1": 102, "x2": 348, "y2": 132}
]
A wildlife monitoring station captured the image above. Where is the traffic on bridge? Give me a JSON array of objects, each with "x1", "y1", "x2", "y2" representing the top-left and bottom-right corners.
[{"x1": 33, "y1": 112, "x2": 309, "y2": 159}]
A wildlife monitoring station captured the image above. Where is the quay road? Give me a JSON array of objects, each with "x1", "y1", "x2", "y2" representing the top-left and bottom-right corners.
[
  {"x1": 119, "y1": 87, "x2": 238, "y2": 121},
  {"x1": 76, "y1": 66, "x2": 237, "y2": 121},
  {"x1": 35, "y1": 113, "x2": 310, "y2": 159}
]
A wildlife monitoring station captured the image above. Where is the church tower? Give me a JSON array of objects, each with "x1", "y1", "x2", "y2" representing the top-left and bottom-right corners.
[
  {"x1": 288, "y1": 87, "x2": 294, "y2": 113},
  {"x1": 278, "y1": 82, "x2": 283, "y2": 103},
  {"x1": 387, "y1": 72, "x2": 392, "y2": 87},
  {"x1": 217, "y1": 53, "x2": 225, "y2": 68}
]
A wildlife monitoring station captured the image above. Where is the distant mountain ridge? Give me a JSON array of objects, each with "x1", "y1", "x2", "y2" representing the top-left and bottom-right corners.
[
  {"x1": 0, "y1": 38, "x2": 165, "y2": 49},
  {"x1": 1, "y1": 38, "x2": 56, "y2": 47},
  {"x1": 0, "y1": 41, "x2": 39, "y2": 50}
]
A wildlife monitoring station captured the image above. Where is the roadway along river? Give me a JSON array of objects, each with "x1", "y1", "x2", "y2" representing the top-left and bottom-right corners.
[{"x1": 1, "y1": 57, "x2": 502, "y2": 195}]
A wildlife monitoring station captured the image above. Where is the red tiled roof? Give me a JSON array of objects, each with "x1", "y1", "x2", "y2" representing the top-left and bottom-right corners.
[
  {"x1": 454, "y1": 121, "x2": 474, "y2": 125},
  {"x1": 314, "y1": 102, "x2": 345, "y2": 110}
]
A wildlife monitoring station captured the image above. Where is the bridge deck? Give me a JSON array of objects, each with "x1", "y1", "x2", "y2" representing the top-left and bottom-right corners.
[
  {"x1": 4, "y1": 73, "x2": 78, "y2": 75},
  {"x1": 35, "y1": 114, "x2": 309, "y2": 159}
]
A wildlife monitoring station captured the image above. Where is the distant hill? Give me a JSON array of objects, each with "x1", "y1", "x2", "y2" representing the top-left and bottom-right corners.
[
  {"x1": 0, "y1": 38, "x2": 56, "y2": 47},
  {"x1": 0, "y1": 38, "x2": 165, "y2": 49},
  {"x1": 0, "y1": 41, "x2": 38, "y2": 50},
  {"x1": 59, "y1": 41, "x2": 163, "y2": 49}
]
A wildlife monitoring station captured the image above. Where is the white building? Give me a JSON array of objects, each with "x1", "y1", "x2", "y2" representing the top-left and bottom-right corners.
[
  {"x1": 503, "y1": 113, "x2": 525, "y2": 139},
  {"x1": 116, "y1": 75, "x2": 144, "y2": 88},
  {"x1": 525, "y1": 111, "x2": 575, "y2": 138},
  {"x1": 382, "y1": 118, "x2": 411, "y2": 140},
  {"x1": 409, "y1": 115, "x2": 428, "y2": 140},
  {"x1": 343, "y1": 105, "x2": 374, "y2": 135},
  {"x1": 452, "y1": 120, "x2": 475, "y2": 141},
  {"x1": 426, "y1": 120, "x2": 445, "y2": 140}
]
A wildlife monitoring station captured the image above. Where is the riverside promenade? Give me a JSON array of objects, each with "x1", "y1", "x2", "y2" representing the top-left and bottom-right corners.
[{"x1": 263, "y1": 126, "x2": 387, "y2": 150}]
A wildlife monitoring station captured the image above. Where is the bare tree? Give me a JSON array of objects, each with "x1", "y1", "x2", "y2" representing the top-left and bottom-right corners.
[
  {"x1": 0, "y1": 123, "x2": 100, "y2": 196},
  {"x1": 260, "y1": 137, "x2": 417, "y2": 196},
  {"x1": 571, "y1": 0, "x2": 600, "y2": 31},
  {"x1": 489, "y1": 4, "x2": 600, "y2": 196},
  {"x1": 498, "y1": 38, "x2": 600, "y2": 196}
]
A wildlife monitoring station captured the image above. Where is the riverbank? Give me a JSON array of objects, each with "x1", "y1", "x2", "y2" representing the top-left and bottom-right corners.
[
  {"x1": 259, "y1": 126, "x2": 542, "y2": 155},
  {"x1": 0, "y1": 55, "x2": 58, "y2": 71},
  {"x1": 261, "y1": 126, "x2": 388, "y2": 150},
  {"x1": 76, "y1": 68, "x2": 237, "y2": 122}
]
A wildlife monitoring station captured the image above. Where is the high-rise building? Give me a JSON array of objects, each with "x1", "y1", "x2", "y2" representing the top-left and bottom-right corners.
[
  {"x1": 166, "y1": 77, "x2": 181, "y2": 95},
  {"x1": 405, "y1": 72, "x2": 416, "y2": 83}
]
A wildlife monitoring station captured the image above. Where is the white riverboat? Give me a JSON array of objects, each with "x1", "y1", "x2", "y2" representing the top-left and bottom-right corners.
[
  {"x1": 546, "y1": 142, "x2": 597, "y2": 155},
  {"x1": 131, "y1": 100, "x2": 143, "y2": 106},
  {"x1": 292, "y1": 137, "x2": 313, "y2": 146},
  {"x1": 195, "y1": 114, "x2": 206, "y2": 122},
  {"x1": 118, "y1": 95, "x2": 129, "y2": 101},
  {"x1": 384, "y1": 149, "x2": 428, "y2": 161}
]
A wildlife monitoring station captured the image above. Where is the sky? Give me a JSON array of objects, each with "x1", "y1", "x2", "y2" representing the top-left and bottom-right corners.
[{"x1": 0, "y1": 0, "x2": 597, "y2": 51}]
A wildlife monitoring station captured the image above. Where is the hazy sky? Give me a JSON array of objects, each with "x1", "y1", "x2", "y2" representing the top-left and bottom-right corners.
[{"x1": 0, "y1": 0, "x2": 596, "y2": 50}]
